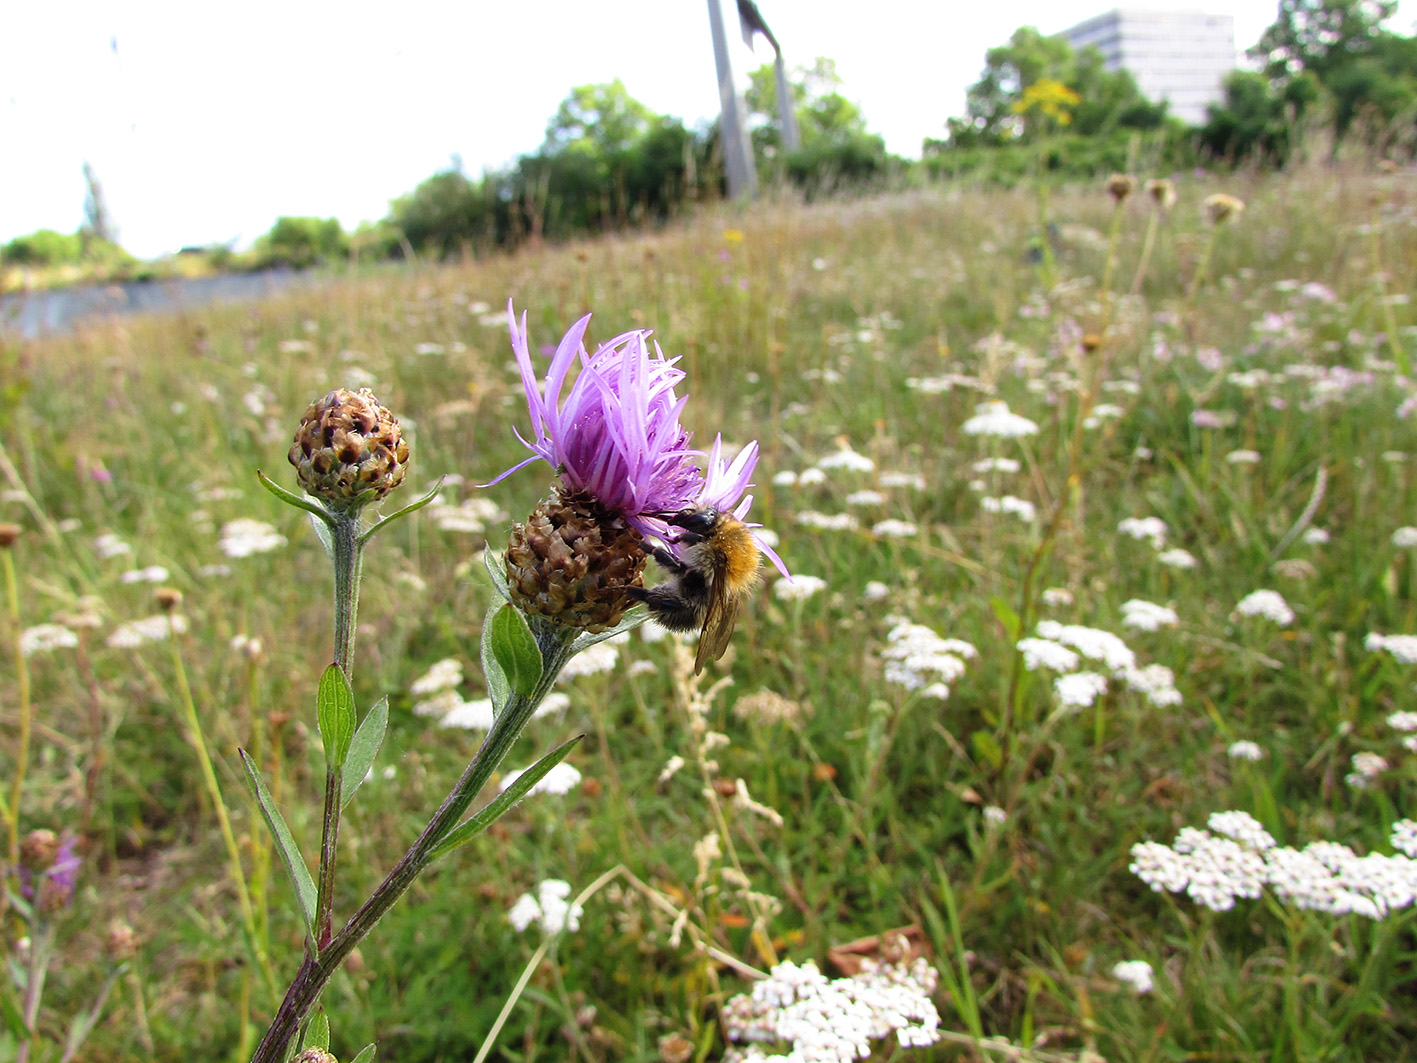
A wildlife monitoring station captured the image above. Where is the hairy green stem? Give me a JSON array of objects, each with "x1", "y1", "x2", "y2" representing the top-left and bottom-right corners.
[
  {"x1": 4, "y1": 548, "x2": 31, "y2": 865},
  {"x1": 314, "y1": 515, "x2": 361, "y2": 946},
  {"x1": 169, "y1": 626, "x2": 276, "y2": 1001},
  {"x1": 250, "y1": 625, "x2": 578, "y2": 1063}
]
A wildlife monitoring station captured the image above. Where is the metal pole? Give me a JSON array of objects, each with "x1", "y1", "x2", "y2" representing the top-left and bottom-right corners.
[
  {"x1": 707, "y1": 0, "x2": 758, "y2": 200},
  {"x1": 774, "y1": 53, "x2": 800, "y2": 151}
]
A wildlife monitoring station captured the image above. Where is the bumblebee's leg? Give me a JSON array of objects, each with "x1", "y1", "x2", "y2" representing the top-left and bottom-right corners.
[
  {"x1": 632, "y1": 584, "x2": 704, "y2": 631},
  {"x1": 639, "y1": 541, "x2": 689, "y2": 573}
]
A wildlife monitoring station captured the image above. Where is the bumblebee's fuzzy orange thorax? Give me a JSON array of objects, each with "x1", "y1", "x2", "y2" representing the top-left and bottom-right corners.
[{"x1": 718, "y1": 519, "x2": 761, "y2": 593}]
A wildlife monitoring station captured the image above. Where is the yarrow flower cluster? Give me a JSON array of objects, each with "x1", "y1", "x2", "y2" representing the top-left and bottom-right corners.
[
  {"x1": 500, "y1": 761, "x2": 582, "y2": 796},
  {"x1": 1131, "y1": 813, "x2": 1417, "y2": 919},
  {"x1": 1231, "y1": 589, "x2": 1295, "y2": 625},
  {"x1": 1111, "y1": 960, "x2": 1155, "y2": 994},
  {"x1": 961, "y1": 400, "x2": 1039, "y2": 438},
  {"x1": 19, "y1": 623, "x2": 80, "y2": 657},
  {"x1": 1366, "y1": 632, "x2": 1417, "y2": 664},
  {"x1": 1119, "y1": 598, "x2": 1179, "y2": 632},
  {"x1": 507, "y1": 879, "x2": 584, "y2": 935},
  {"x1": 721, "y1": 958, "x2": 941, "y2": 1062},
  {"x1": 1023, "y1": 620, "x2": 1182, "y2": 708},
  {"x1": 881, "y1": 619, "x2": 977, "y2": 698},
  {"x1": 106, "y1": 613, "x2": 190, "y2": 648},
  {"x1": 1118, "y1": 516, "x2": 1168, "y2": 549},
  {"x1": 218, "y1": 519, "x2": 288, "y2": 559}
]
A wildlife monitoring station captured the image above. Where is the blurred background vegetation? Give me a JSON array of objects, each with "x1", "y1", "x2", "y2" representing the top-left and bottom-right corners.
[{"x1": 3, "y1": 0, "x2": 1416, "y2": 291}]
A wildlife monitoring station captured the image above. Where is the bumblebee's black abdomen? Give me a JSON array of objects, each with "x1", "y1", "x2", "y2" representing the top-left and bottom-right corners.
[
  {"x1": 635, "y1": 567, "x2": 711, "y2": 632},
  {"x1": 642, "y1": 587, "x2": 705, "y2": 631}
]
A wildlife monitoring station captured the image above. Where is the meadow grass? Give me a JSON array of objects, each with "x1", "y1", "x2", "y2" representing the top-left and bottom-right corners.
[{"x1": 2, "y1": 162, "x2": 1416, "y2": 1062}]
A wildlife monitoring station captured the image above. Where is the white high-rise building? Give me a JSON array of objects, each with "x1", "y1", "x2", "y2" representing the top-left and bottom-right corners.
[{"x1": 1060, "y1": 9, "x2": 1236, "y2": 125}]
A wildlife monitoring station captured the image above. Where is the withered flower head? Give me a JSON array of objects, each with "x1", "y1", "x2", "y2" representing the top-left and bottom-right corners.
[
  {"x1": 106, "y1": 921, "x2": 140, "y2": 961},
  {"x1": 505, "y1": 488, "x2": 646, "y2": 632},
  {"x1": 288, "y1": 388, "x2": 410, "y2": 513},
  {"x1": 1203, "y1": 193, "x2": 1245, "y2": 226},
  {"x1": 20, "y1": 828, "x2": 59, "y2": 872},
  {"x1": 1106, "y1": 173, "x2": 1137, "y2": 202},
  {"x1": 1146, "y1": 178, "x2": 1177, "y2": 210}
]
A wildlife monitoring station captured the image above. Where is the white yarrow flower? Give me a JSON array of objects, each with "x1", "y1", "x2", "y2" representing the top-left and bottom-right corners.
[
  {"x1": 508, "y1": 879, "x2": 583, "y2": 935},
  {"x1": 1054, "y1": 671, "x2": 1109, "y2": 708},
  {"x1": 1392, "y1": 526, "x2": 1417, "y2": 548},
  {"x1": 1120, "y1": 599, "x2": 1179, "y2": 632},
  {"x1": 1118, "y1": 516, "x2": 1169, "y2": 549},
  {"x1": 500, "y1": 762, "x2": 583, "y2": 796},
  {"x1": 19, "y1": 624, "x2": 80, "y2": 657},
  {"x1": 962, "y1": 400, "x2": 1039, "y2": 438},
  {"x1": 106, "y1": 614, "x2": 189, "y2": 648},
  {"x1": 1232, "y1": 590, "x2": 1295, "y2": 625},
  {"x1": 775, "y1": 575, "x2": 827, "y2": 601},
  {"x1": 1111, "y1": 960, "x2": 1155, "y2": 994},
  {"x1": 1228, "y1": 740, "x2": 1265, "y2": 762},
  {"x1": 218, "y1": 519, "x2": 287, "y2": 559}
]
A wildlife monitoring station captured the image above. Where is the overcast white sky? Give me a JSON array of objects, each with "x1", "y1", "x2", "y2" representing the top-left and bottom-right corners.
[{"x1": 3, "y1": 1, "x2": 1413, "y2": 258}]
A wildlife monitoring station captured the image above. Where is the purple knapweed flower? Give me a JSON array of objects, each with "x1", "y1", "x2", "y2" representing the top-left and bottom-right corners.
[
  {"x1": 679, "y1": 434, "x2": 789, "y2": 578},
  {"x1": 487, "y1": 302, "x2": 701, "y2": 539}
]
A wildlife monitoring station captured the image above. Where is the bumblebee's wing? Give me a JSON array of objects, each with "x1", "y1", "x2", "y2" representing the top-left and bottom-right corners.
[{"x1": 694, "y1": 582, "x2": 741, "y2": 675}]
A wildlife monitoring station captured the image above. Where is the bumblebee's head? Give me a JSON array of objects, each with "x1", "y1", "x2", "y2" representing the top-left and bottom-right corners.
[{"x1": 665, "y1": 506, "x2": 720, "y2": 535}]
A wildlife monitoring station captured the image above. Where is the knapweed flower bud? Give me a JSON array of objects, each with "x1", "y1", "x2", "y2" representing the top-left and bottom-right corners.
[
  {"x1": 1147, "y1": 178, "x2": 1177, "y2": 210},
  {"x1": 20, "y1": 828, "x2": 59, "y2": 871},
  {"x1": 658, "y1": 1033, "x2": 694, "y2": 1063},
  {"x1": 1106, "y1": 173, "x2": 1137, "y2": 202},
  {"x1": 106, "y1": 921, "x2": 140, "y2": 961},
  {"x1": 154, "y1": 587, "x2": 183, "y2": 613},
  {"x1": 288, "y1": 388, "x2": 410, "y2": 512},
  {"x1": 506, "y1": 488, "x2": 646, "y2": 633},
  {"x1": 35, "y1": 834, "x2": 80, "y2": 914},
  {"x1": 1203, "y1": 193, "x2": 1245, "y2": 226},
  {"x1": 0, "y1": 523, "x2": 21, "y2": 548}
]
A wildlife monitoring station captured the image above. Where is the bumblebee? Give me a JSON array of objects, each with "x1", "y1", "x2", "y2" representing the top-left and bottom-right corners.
[{"x1": 626, "y1": 506, "x2": 761, "y2": 674}]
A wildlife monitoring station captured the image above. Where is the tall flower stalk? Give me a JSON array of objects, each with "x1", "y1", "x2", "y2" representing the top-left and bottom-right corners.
[{"x1": 248, "y1": 308, "x2": 782, "y2": 1061}]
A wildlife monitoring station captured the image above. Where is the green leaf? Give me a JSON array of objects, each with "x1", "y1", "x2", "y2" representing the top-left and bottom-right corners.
[
  {"x1": 570, "y1": 609, "x2": 646, "y2": 654},
  {"x1": 304, "y1": 1008, "x2": 331, "y2": 1050},
  {"x1": 239, "y1": 749, "x2": 318, "y2": 944},
  {"x1": 425, "y1": 735, "x2": 584, "y2": 863},
  {"x1": 990, "y1": 596, "x2": 1021, "y2": 641},
  {"x1": 0, "y1": 984, "x2": 26, "y2": 1039},
  {"x1": 342, "y1": 696, "x2": 389, "y2": 809},
  {"x1": 307, "y1": 510, "x2": 336, "y2": 559},
  {"x1": 317, "y1": 663, "x2": 356, "y2": 769},
  {"x1": 483, "y1": 546, "x2": 511, "y2": 602},
  {"x1": 358, "y1": 478, "x2": 444, "y2": 548},
  {"x1": 256, "y1": 468, "x2": 336, "y2": 527},
  {"x1": 971, "y1": 729, "x2": 1003, "y2": 770},
  {"x1": 490, "y1": 604, "x2": 542, "y2": 698},
  {"x1": 350, "y1": 1045, "x2": 378, "y2": 1063},
  {"x1": 481, "y1": 605, "x2": 511, "y2": 716}
]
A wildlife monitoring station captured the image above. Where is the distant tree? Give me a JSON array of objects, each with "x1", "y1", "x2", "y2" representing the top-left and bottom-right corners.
[
  {"x1": 537, "y1": 82, "x2": 689, "y2": 230},
  {"x1": 1230, "y1": 0, "x2": 1416, "y2": 148},
  {"x1": 82, "y1": 162, "x2": 116, "y2": 247},
  {"x1": 1196, "y1": 70, "x2": 1308, "y2": 164},
  {"x1": 1250, "y1": 0, "x2": 1397, "y2": 80},
  {"x1": 2, "y1": 229, "x2": 83, "y2": 267},
  {"x1": 543, "y1": 80, "x2": 654, "y2": 157},
  {"x1": 745, "y1": 57, "x2": 868, "y2": 151},
  {"x1": 946, "y1": 27, "x2": 1168, "y2": 147},
  {"x1": 388, "y1": 165, "x2": 501, "y2": 257},
  {"x1": 255, "y1": 216, "x2": 348, "y2": 270}
]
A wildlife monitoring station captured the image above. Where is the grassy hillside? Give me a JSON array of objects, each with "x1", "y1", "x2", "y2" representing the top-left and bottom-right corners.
[{"x1": 3, "y1": 164, "x2": 1416, "y2": 1062}]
